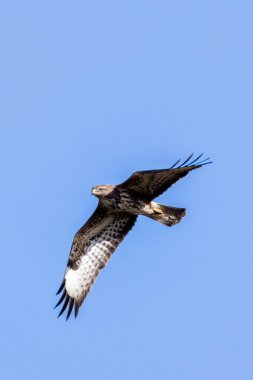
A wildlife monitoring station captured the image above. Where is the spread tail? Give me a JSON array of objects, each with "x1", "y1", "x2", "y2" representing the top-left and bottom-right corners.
[{"x1": 147, "y1": 203, "x2": 186, "y2": 226}]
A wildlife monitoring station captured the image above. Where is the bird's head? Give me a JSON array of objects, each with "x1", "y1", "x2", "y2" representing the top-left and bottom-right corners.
[{"x1": 91, "y1": 185, "x2": 115, "y2": 198}]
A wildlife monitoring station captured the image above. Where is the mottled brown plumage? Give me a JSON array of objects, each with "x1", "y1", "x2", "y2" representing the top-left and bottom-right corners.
[{"x1": 55, "y1": 154, "x2": 212, "y2": 319}]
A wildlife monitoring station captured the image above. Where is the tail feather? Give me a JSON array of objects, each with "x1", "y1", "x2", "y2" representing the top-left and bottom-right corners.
[{"x1": 148, "y1": 203, "x2": 186, "y2": 226}]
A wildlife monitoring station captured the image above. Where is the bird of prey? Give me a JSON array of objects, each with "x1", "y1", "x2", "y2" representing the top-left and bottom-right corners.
[{"x1": 55, "y1": 154, "x2": 212, "y2": 319}]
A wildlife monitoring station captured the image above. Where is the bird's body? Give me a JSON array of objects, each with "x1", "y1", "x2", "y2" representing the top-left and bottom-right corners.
[{"x1": 55, "y1": 154, "x2": 212, "y2": 319}]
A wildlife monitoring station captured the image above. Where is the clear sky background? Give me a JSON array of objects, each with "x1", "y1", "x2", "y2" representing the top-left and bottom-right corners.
[{"x1": 0, "y1": 1, "x2": 252, "y2": 379}]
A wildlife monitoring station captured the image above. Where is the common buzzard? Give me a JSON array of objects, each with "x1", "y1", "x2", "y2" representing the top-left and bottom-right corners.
[{"x1": 55, "y1": 154, "x2": 212, "y2": 319}]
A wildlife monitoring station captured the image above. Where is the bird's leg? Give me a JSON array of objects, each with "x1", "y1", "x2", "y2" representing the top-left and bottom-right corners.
[
  {"x1": 142, "y1": 201, "x2": 186, "y2": 227},
  {"x1": 141, "y1": 201, "x2": 163, "y2": 215},
  {"x1": 151, "y1": 202, "x2": 164, "y2": 214}
]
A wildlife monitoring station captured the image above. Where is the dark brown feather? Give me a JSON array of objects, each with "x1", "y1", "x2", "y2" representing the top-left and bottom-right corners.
[
  {"x1": 54, "y1": 289, "x2": 66, "y2": 308},
  {"x1": 119, "y1": 154, "x2": 212, "y2": 200},
  {"x1": 66, "y1": 298, "x2": 74, "y2": 321},
  {"x1": 57, "y1": 295, "x2": 70, "y2": 318}
]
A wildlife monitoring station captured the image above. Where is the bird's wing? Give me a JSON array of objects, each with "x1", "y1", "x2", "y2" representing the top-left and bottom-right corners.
[
  {"x1": 119, "y1": 154, "x2": 212, "y2": 200},
  {"x1": 55, "y1": 205, "x2": 137, "y2": 319}
]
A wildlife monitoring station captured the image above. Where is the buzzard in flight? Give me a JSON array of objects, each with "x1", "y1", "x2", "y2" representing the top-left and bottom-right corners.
[{"x1": 55, "y1": 154, "x2": 212, "y2": 319}]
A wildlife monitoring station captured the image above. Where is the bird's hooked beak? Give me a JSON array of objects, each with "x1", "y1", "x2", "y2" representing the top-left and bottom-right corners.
[{"x1": 91, "y1": 187, "x2": 98, "y2": 196}]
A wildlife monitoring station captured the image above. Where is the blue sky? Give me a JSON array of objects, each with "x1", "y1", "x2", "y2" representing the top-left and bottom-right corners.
[{"x1": 0, "y1": 1, "x2": 252, "y2": 379}]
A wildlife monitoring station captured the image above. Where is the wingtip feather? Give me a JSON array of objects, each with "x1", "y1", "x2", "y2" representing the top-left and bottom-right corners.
[
  {"x1": 179, "y1": 153, "x2": 194, "y2": 167},
  {"x1": 170, "y1": 158, "x2": 181, "y2": 169},
  {"x1": 54, "y1": 289, "x2": 66, "y2": 309},
  {"x1": 66, "y1": 298, "x2": 74, "y2": 321},
  {"x1": 173, "y1": 153, "x2": 213, "y2": 169},
  {"x1": 57, "y1": 295, "x2": 70, "y2": 318},
  {"x1": 75, "y1": 302, "x2": 80, "y2": 318},
  {"x1": 56, "y1": 279, "x2": 65, "y2": 295}
]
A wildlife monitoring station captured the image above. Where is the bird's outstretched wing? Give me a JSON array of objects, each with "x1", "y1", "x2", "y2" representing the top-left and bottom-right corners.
[
  {"x1": 119, "y1": 153, "x2": 212, "y2": 200},
  {"x1": 55, "y1": 206, "x2": 137, "y2": 320}
]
